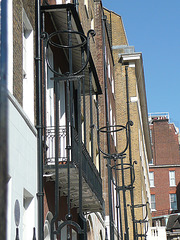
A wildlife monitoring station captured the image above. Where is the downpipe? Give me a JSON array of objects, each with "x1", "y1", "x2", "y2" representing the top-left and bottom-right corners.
[{"x1": 35, "y1": 0, "x2": 44, "y2": 239}]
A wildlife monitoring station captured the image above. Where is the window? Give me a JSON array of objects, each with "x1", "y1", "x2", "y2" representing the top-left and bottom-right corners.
[
  {"x1": 90, "y1": 11, "x2": 94, "y2": 30},
  {"x1": 109, "y1": 104, "x2": 113, "y2": 137},
  {"x1": 109, "y1": 104, "x2": 112, "y2": 126},
  {"x1": 149, "y1": 172, "x2": 154, "y2": 187},
  {"x1": 89, "y1": 133, "x2": 92, "y2": 157},
  {"x1": 84, "y1": 0, "x2": 88, "y2": 12},
  {"x1": 108, "y1": 58, "x2": 111, "y2": 79},
  {"x1": 149, "y1": 158, "x2": 153, "y2": 165},
  {"x1": 95, "y1": 149, "x2": 99, "y2": 172},
  {"x1": 169, "y1": 171, "x2": 176, "y2": 186},
  {"x1": 151, "y1": 194, "x2": 156, "y2": 210},
  {"x1": 112, "y1": 76, "x2": 115, "y2": 95},
  {"x1": 150, "y1": 129, "x2": 153, "y2": 145},
  {"x1": 170, "y1": 194, "x2": 177, "y2": 210},
  {"x1": 23, "y1": 10, "x2": 34, "y2": 123},
  {"x1": 113, "y1": 117, "x2": 117, "y2": 147}
]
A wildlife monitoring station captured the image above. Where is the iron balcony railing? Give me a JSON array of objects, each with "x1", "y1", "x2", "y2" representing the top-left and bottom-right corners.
[
  {"x1": 73, "y1": 129, "x2": 103, "y2": 206},
  {"x1": 45, "y1": 126, "x2": 68, "y2": 164},
  {"x1": 44, "y1": 126, "x2": 103, "y2": 207}
]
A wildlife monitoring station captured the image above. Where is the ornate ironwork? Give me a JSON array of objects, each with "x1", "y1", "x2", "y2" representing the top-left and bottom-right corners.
[
  {"x1": 42, "y1": 29, "x2": 95, "y2": 77},
  {"x1": 128, "y1": 202, "x2": 149, "y2": 239},
  {"x1": 98, "y1": 121, "x2": 133, "y2": 158},
  {"x1": 42, "y1": 7, "x2": 96, "y2": 240}
]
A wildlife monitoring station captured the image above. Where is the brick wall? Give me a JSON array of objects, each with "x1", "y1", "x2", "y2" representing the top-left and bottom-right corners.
[
  {"x1": 150, "y1": 119, "x2": 180, "y2": 218},
  {"x1": 107, "y1": 9, "x2": 152, "y2": 238},
  {"x1": 150, "y1": 119, "x2": 180, "y2": 165},
  {"x1": 150, "y1": 167, "x2": 180, "y2": 217},
  {"x1": 13, "y1": 0, "x2": 36, "y2": 116}
]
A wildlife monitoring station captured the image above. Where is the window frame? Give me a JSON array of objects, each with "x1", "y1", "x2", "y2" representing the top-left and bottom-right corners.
[
  {"x1": 169, "y1": 193, "x2": 177, "y2": 210},
  {"x1": 149, "y1": 171, "x2": 155, "y2": 187},
  {"x1": 169, "y1": 170, "x2": 176, "y2": 186},
  {"x1": 151, "y1": 194, "x2": 156, "y2": 210}
]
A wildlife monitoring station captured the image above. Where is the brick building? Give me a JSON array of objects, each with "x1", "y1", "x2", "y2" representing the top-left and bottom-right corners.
[
  {"x1": 148, "y1": 113, "x2": 180, "y2": 227},
  {"x1": 7, "y1": 0, "x2": 38, "y2": 239},
  {"x1": 104, "y1": 9, "x2": 152, "y2": 240},
  {"x1": 6, "y1": 0, "x2": 152, "y2": 239}
]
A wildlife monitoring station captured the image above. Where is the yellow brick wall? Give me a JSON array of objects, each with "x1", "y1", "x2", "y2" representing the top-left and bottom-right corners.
[{"x1": 106, "y1": 10, "x2": 151, "y2": 238}]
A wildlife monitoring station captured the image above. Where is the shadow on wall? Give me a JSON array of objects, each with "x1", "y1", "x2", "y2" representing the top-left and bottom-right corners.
[{"x1": 176, "y1": 182, "x2": 180, "y2": 212}]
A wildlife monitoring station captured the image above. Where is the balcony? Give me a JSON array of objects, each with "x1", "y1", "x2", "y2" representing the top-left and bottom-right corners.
[{"x1": 43, "y1": 126, "x2": 103, "y2": 212}]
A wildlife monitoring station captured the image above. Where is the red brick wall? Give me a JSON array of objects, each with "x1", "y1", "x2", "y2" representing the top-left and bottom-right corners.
[
  {"x1": 150, "y1": 119, "x2": 180, "y2": 165},
  {"x1": 150, "y1": 167, "x2": 180, "y2": 217}
]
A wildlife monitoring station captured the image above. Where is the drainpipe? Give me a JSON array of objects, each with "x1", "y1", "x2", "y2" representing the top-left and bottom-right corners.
[
  {"x1": 102, "y1": 14, "x2": 114, "y2": 240},
  {"x1": 73, "y1": 0, "x2": 79, "y2": 13},
  {"x1": 35, "y1": 0, "x2": 44, "y2": 239},
  {"x1": 0, "y1": 1, "x2": 8, "y2": 239}
]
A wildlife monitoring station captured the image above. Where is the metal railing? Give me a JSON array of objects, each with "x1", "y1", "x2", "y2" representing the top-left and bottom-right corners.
[
  {"x1": 45, "y1": 126, "x2": 67, "y2": 164},
  {"x1": 44, "y1": 126, "x2": 103, "y2": 206},
  {"x1": 73, "y1": 129, "x2": 103, "y2": 206}
]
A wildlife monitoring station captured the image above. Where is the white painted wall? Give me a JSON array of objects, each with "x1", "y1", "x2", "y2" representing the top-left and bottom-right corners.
[
  {"x1": 86, "y1": 213, "x2": 105, "y2": 240},
  {"x1": 147, "y1": 227, "x2": 167, "y2": 240},
  {"x1": 7, "y1": 93, "x2": 37, "y2": 240}
]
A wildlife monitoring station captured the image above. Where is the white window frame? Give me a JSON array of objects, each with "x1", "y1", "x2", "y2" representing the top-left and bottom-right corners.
[
  {"x1": 84, "y1": 0, "x2": 88, "y2": 13},
  {"x1": 169, "y1": 171, "x2": 176, "y2": 186},
  {"x1": 113, "y1": 117, "x2": 117, "y2": 147},
  {"x1": 112, "y1": 76, "x2": 115, "y2": 95},
  {"x1": 56, "y1": 0, "x2": 62, "y2": 3},
  {"x1": 169, "y1": 193, "x2": 177, "y2": 210},
  {"x1": 109, "y1": 104, "x2": 113, "y2": 137},
  {"x1": 91, "y1": 12, "x2": 94, "y2": 30},
  {"x1": 151, "y1": 194, "x2": 156, "y2": 210},
  {"x1": 149, "y1": 172, "x2": 155, "y2": 187},
  {"x1": 108, "y1": 58, "x2": 111, "y2": 79}
]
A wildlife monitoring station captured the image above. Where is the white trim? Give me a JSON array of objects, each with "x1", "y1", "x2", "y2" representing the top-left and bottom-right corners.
[
  {"x1": 8, "y1": 91, "x2": 37, "y2": 135},
  {"x1": 169, "y1": 170, "x2": 176, "y2": 187}
]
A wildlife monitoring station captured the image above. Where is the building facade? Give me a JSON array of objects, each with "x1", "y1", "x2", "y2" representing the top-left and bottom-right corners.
[
  {"x1": 7, "y1": 0, "x2": 38, "y2": 239},
  {"x1": 6, "y1": 0, "x2": 152, "y2": 240},
  {"x1": 104, "y1": 9, "x2": 152, "y2": 240},
  {"x1": 148, "y1": 113, "x2": 180, "y2": 238}
]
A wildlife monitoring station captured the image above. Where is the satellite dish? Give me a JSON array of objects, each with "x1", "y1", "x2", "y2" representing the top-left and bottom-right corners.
[{"x1": 14, "y1": 200, "x2": 20, "y2": 227}]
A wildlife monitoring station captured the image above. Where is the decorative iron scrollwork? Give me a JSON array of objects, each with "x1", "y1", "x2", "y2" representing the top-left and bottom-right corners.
[
  {"x1": 98, "y1": 121, "x2": 133, "y2": 158},
  {"x1": 42, "y1": 29, "x2": 96, "y2": 77}
]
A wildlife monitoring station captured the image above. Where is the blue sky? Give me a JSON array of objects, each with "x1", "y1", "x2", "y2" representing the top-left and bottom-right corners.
[{"x1": 102, "y1": 0, "x2": 180, "y2": 128}]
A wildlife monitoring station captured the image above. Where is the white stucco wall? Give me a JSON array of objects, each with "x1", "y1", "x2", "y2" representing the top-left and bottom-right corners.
[{"x1": 7, "y1": 93, "x2": 37, "y2": 240}]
